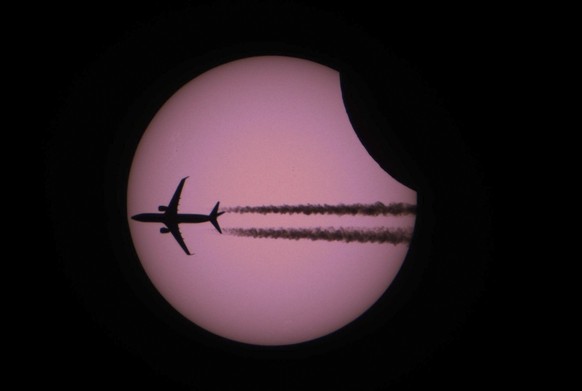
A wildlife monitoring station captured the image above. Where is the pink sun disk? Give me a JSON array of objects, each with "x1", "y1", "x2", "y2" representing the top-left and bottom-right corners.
[{"x1": 127, "y1": 56, "x2": 416, "y2": 346}]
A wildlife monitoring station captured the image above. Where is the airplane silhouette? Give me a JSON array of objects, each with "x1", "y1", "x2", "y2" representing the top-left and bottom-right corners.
[{"x1": 131, "y1": 177, "x2": 224, "y2": 255}]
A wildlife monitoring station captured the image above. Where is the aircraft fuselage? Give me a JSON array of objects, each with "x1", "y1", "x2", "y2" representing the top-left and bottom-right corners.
[{"x1": 132, "y1": 213, "x2": 212, "y2": 224}]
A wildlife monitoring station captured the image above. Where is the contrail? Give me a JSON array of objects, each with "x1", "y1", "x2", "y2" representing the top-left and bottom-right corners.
[
  {"x1": 223, "y1": 227, "x2": 413, "y2": 245},
  {"x1": 223, "y1": 202, "x2": 416, "y2": 216}
]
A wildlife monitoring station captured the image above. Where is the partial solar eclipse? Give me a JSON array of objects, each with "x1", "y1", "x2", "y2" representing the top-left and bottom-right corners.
[{"x1": 127, "y1": 56, "x2": 416, "y2": 346}]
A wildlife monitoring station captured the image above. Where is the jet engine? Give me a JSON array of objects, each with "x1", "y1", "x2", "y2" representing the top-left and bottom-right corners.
[
  {"x1": 158, "y1": 205, "x2": 168, "y2": 212},
  {"x1": 160, "y1": 227, "x2": 170, "y2": 234}
]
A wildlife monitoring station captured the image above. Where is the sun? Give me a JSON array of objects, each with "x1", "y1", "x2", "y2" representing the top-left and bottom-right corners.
[{"x1": 127, "y1": 55, "x2": 416, "y2": 346}]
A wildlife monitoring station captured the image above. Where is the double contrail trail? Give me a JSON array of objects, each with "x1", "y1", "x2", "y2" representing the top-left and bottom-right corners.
[
  {"x1": 223, "y1": 202, "x2": 416, "y2": 216},
  {"x1": 224, "y1": 227, "x2": 413, "y2": 245}
]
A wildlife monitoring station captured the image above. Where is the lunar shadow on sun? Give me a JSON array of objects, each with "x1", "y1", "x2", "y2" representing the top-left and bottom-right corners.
[{"x1": 340, "y1": 72, "x2": 421, "y2": 192}]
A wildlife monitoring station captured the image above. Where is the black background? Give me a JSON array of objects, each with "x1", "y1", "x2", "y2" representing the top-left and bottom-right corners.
[{"x1": 36, "y1": 1, "x2": 504, "y2": 389}]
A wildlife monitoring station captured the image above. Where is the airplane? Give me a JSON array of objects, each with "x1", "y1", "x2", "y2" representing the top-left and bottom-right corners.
[{"x1": 131, "y1": 177, "x2": 224, "y2": 255}]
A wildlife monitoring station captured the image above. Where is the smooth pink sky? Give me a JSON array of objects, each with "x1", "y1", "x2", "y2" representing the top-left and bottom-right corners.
[{"x1": 127, "y1": 56, "x2": 416, "y2": 345}]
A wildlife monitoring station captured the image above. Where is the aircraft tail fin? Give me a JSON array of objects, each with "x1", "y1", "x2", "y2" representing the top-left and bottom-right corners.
[{"x1": 209, "y1": 202, "x2": 224, "y2": 234}]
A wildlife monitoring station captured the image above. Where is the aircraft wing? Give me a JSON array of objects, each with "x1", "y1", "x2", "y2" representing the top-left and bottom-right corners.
[
  {"x1": 167, "y1": 177, "x2": 189, "y2": 214},
  {"x1": 167, "y1": 223, "x2": 192, "y2": 255}
]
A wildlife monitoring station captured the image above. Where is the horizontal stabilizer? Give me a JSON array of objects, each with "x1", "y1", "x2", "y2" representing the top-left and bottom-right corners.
[{"x1": 209, "y1": 201, "x2": 225, "y2": 234}]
